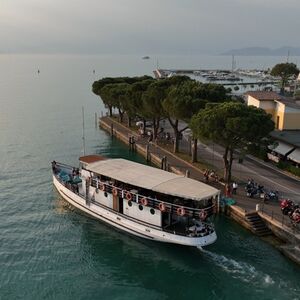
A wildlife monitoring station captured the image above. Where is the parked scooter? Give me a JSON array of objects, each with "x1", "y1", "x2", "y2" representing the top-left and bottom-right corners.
[
  {"x1": 280, "y1": 199, "x2": 300, "y2": 225},
  {"x1": 263, "y1": 190, "x2": 279, "y2": 202},
  {"x1": 245, "y1": 184, "x2": 264, "y2": 198}
]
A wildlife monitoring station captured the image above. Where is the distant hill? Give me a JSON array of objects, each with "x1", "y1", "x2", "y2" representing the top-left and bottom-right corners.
[{"x1": 222, "y1": 47, "x2": 300, "y2": 56}]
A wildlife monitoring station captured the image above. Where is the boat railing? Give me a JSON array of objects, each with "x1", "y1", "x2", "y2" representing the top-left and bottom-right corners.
[
  {"x1": 90, "y1": 179, "x2": 215, "y2": 219},
  {"x1": 52, "y1": 161, "x2": 76, "y2": 174}
]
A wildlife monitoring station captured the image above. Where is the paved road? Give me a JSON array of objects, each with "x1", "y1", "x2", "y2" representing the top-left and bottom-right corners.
[{"x1": 193, "y1": 140, "x2": 300, "y2": 202}]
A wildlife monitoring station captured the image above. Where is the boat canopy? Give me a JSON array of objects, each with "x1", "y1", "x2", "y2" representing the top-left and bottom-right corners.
[{"x1": 85, "y1": 158, "x2": 219, "y2": 201}]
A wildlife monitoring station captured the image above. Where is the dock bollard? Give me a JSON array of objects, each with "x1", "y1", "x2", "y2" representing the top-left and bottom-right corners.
[
  {"x1": 164, "y1": 156, "x2": 167, "y2": 170},
  {"x1": 161, "y1": 156, "x2": 165, "y2": 170},
  {"x1": 185, "y1": 170, "x2": 190, "y2": 178},
  {"x1": 146, "y1": 144, "x2": 150, "y2": 162},
  {"x1": 110, "y1": 123, "x2": 114, "y2": 136}
]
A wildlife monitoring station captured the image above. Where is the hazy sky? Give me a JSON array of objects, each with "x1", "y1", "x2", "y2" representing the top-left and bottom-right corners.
[{"x1": 1, "y1": 0, "x2": 300, "y2": 54}]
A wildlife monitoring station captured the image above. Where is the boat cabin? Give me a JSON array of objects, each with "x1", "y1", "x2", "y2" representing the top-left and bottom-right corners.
[
  {"x1": 79, "y1": 156, "x2": 219, "y2": 235},
  {"x1": 52, "y1": 155, "x2": 219, "y2": 238}
]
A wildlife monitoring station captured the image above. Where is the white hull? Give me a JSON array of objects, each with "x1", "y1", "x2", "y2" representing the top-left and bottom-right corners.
[{"x1": 53, "y1": 175, "x2": 217, "y2": 247}]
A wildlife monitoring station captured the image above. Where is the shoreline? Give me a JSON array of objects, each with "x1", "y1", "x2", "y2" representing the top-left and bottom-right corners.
[{"x1": 99, "y1": 116, "x2": 300, "y2": 266}]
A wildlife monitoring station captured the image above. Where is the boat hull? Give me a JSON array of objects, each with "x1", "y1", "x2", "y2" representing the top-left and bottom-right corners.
[{"x1": 53, "y1": 175, "x2": 217, "y2": 247}]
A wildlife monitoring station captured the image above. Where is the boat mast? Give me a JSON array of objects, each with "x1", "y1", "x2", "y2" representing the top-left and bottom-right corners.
[
  {"x1": 231, "y1": 55, "x2": 235, "y2": 73},
  {"x1": 82, "y1": 106, "x2": 86, "y2": 156}
]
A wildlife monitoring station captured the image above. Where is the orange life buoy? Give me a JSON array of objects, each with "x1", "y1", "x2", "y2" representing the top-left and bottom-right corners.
[
  {"x1": 112, "y1": 187, "x2": 118, "y2": 196},
  {"x1": 126, "y1": 191, "x2": 132, "y2": 201},
  {"x1": 141, "y1": 197, "x2": 148, "y2": 206},
  {"x1": 158, "y1": 202, "x2": 166, "y2": 212},
  {"x1": 99, "y1": 183, "x2": 105, "y2": 191},
  {"x1": 199, "y1": 210, "x2": 208, "y2": 220},
  {"x1": 177, "y1": 207, "x2": 185, "y2": 217}
]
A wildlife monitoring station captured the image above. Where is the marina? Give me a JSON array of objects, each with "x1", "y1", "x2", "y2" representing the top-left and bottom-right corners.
[{"x1": 153, "y1": 68, "x2": 280, "y2": 92}]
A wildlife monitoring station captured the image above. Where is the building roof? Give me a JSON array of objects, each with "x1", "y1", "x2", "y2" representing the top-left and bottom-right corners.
[
  {"x1": 287, "y1": 148, "x2": 300, "y2": 164},
  {"x1": 86, "y1": 158, "x2": 219, "y2": 201},
  {"x1": 275, "y1": 97, "x2": 300, "y2": 109},
  {"x1": 245, "y1": 91, "x2": 282, "y2": 101},
  {"x1": 268, "y1": 141, "x2": 294, "y2": 156},
  {"x1": 270, "y1": 131, "x2": 300, "y2": 148}
]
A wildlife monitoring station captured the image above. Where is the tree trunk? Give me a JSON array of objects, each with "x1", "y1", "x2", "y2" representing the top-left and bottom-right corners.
[
  {"x1": 152, "y1": 118, "x2": 160, "y2": 140},
  {"x1": 108, "y1": 105, "x2": 112, "y2": 117},
  {"x1": 127, "y1": 116, "x2": 131, "y2": 127},
  {"x1": 227, "y1": 148, "x2": 233, "y2": 183},
  {"x1": 118, "y1": 108, "x2": 124, "y2": 123},
  {"x1": 167, "y1": 118, "x2": 179, "y2": 153},
  {"x1": 173, "y1": 129, "x2": 179, "y2": 153},
  {"x1": 191, "y1": 138, "x2": 198, "y2": 163},
  {"x1": 223, "y1": 146, "x2": 229, "y2": 183},
  {"x1": 223, "y1": 146, "x2": 234, "y2": 184}
]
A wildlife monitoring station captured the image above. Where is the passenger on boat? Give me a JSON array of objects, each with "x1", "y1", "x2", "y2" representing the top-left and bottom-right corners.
[{"x1": 51, "y1": 161, "x2": 57, "y2": 173}]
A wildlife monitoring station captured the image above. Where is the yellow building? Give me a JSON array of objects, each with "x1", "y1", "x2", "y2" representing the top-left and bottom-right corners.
[{"x1": 245, "y1": 91, "x2": 300, "y2": 130}]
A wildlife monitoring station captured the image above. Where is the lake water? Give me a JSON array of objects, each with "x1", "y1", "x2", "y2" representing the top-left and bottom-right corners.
[{"x1": 0, "y1": 54, "x2": 300, "y2": 300}]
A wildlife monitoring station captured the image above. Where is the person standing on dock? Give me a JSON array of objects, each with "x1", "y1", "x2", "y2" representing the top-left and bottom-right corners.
[{"x1": 232, "y1": 181, "x2": 238, "y2": 194}]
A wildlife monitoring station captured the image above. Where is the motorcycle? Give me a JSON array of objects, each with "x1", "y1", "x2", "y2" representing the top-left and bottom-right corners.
[
  {"x1": 263, "y1": 190, "x2": 279, "y2": 202},
  {"x1": 246, "y1": 184, "x2": 264, "y2": 198},
  {"x1": 280, "y1": 199, "x2": 300, "y2": 224}
]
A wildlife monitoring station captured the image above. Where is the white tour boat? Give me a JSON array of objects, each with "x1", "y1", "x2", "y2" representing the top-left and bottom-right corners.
[{"x1": 52, "y1": 155, "x2": 220, "y2": 247}]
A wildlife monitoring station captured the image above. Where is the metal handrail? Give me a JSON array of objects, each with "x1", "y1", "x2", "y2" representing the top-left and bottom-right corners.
[
  {"x1": 53, "y1": 161, "x2": 76, "y2": 172},
  {"x1": 90, "y1": 179, "x2": 215, "y2": 217}
]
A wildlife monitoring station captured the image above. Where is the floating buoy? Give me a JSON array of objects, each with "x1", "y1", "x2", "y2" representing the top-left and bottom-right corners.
[
  {"x1": 177, "y1": 207, "x2": 185, "y2": 216},
  {"x1": 158, "y1": 202, "x2": 166, "y2": 212},
  {"x1": 112, "y1": 187, "x2": 118, "y2": 196},
  {"x1": 125, "y1": 191, "x2": 132, "y2": 201},
  {"x1": 99, "y1": 183, "x2": 105, "y2": 191},
  {"x1": 141, "y1": 197, "x2": 148, "y2": 206},
  {"x1": 199, "y1": 210, "x2": 208, "y2": 220}
]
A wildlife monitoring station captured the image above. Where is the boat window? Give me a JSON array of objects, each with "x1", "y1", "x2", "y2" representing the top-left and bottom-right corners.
[
  {"x1": 128, "y1": 201, "x2": 132, "y2": 207},
  {"x1": 150, "y1": 208, "x2": 155, "y2": 215},
  {"x1": 138, "y1": 205, "x2": 143, "y2": 211},
  {"x1": 104, "y1": 192, "x2": 108, "y2": 197}
]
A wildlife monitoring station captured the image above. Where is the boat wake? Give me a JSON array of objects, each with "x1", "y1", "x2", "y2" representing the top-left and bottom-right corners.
[{"x1": 198, "y1": 247, "x2": 274, "y2": 285}]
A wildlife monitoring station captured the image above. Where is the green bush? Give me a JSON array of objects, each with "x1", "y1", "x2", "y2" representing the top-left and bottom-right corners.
[
  {"x1": 277, "y1": 161, "x2": 300, "y2": 177},
  {"x1": 287, "y1": 165, "x2": 300, "y2": 177}
]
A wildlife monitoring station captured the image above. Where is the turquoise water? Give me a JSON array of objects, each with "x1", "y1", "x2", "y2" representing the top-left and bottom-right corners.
[{"x1": 0, "y1": 54, "x2": 300, "y2": 300}]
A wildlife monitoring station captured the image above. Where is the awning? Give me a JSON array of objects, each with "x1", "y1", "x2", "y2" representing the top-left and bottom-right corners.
[
  {"x1": 268, "y1": 141, "x2": 294, "y2": 156},
  {"x1": 287, "y1": 148, "x2": 300, "y2": 164}
]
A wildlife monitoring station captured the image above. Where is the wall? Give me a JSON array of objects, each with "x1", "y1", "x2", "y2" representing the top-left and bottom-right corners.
[
  {"x1": 246, "y1": 96, "x2": 275, "y2": 121},
  {"x1": 94, "y1": 188, "x2": 113, "y2": 209},
  {"x1": 123, "y1": 200, "x2": 162, "y2": 227},
  {"x1": 282, "y1": 105, "x2": 300, "y2": 130}
]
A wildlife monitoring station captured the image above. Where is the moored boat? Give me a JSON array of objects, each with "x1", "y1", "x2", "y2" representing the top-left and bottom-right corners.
[{"x1": 52, "y1": 155, "x2": 220, "y2": 247}]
